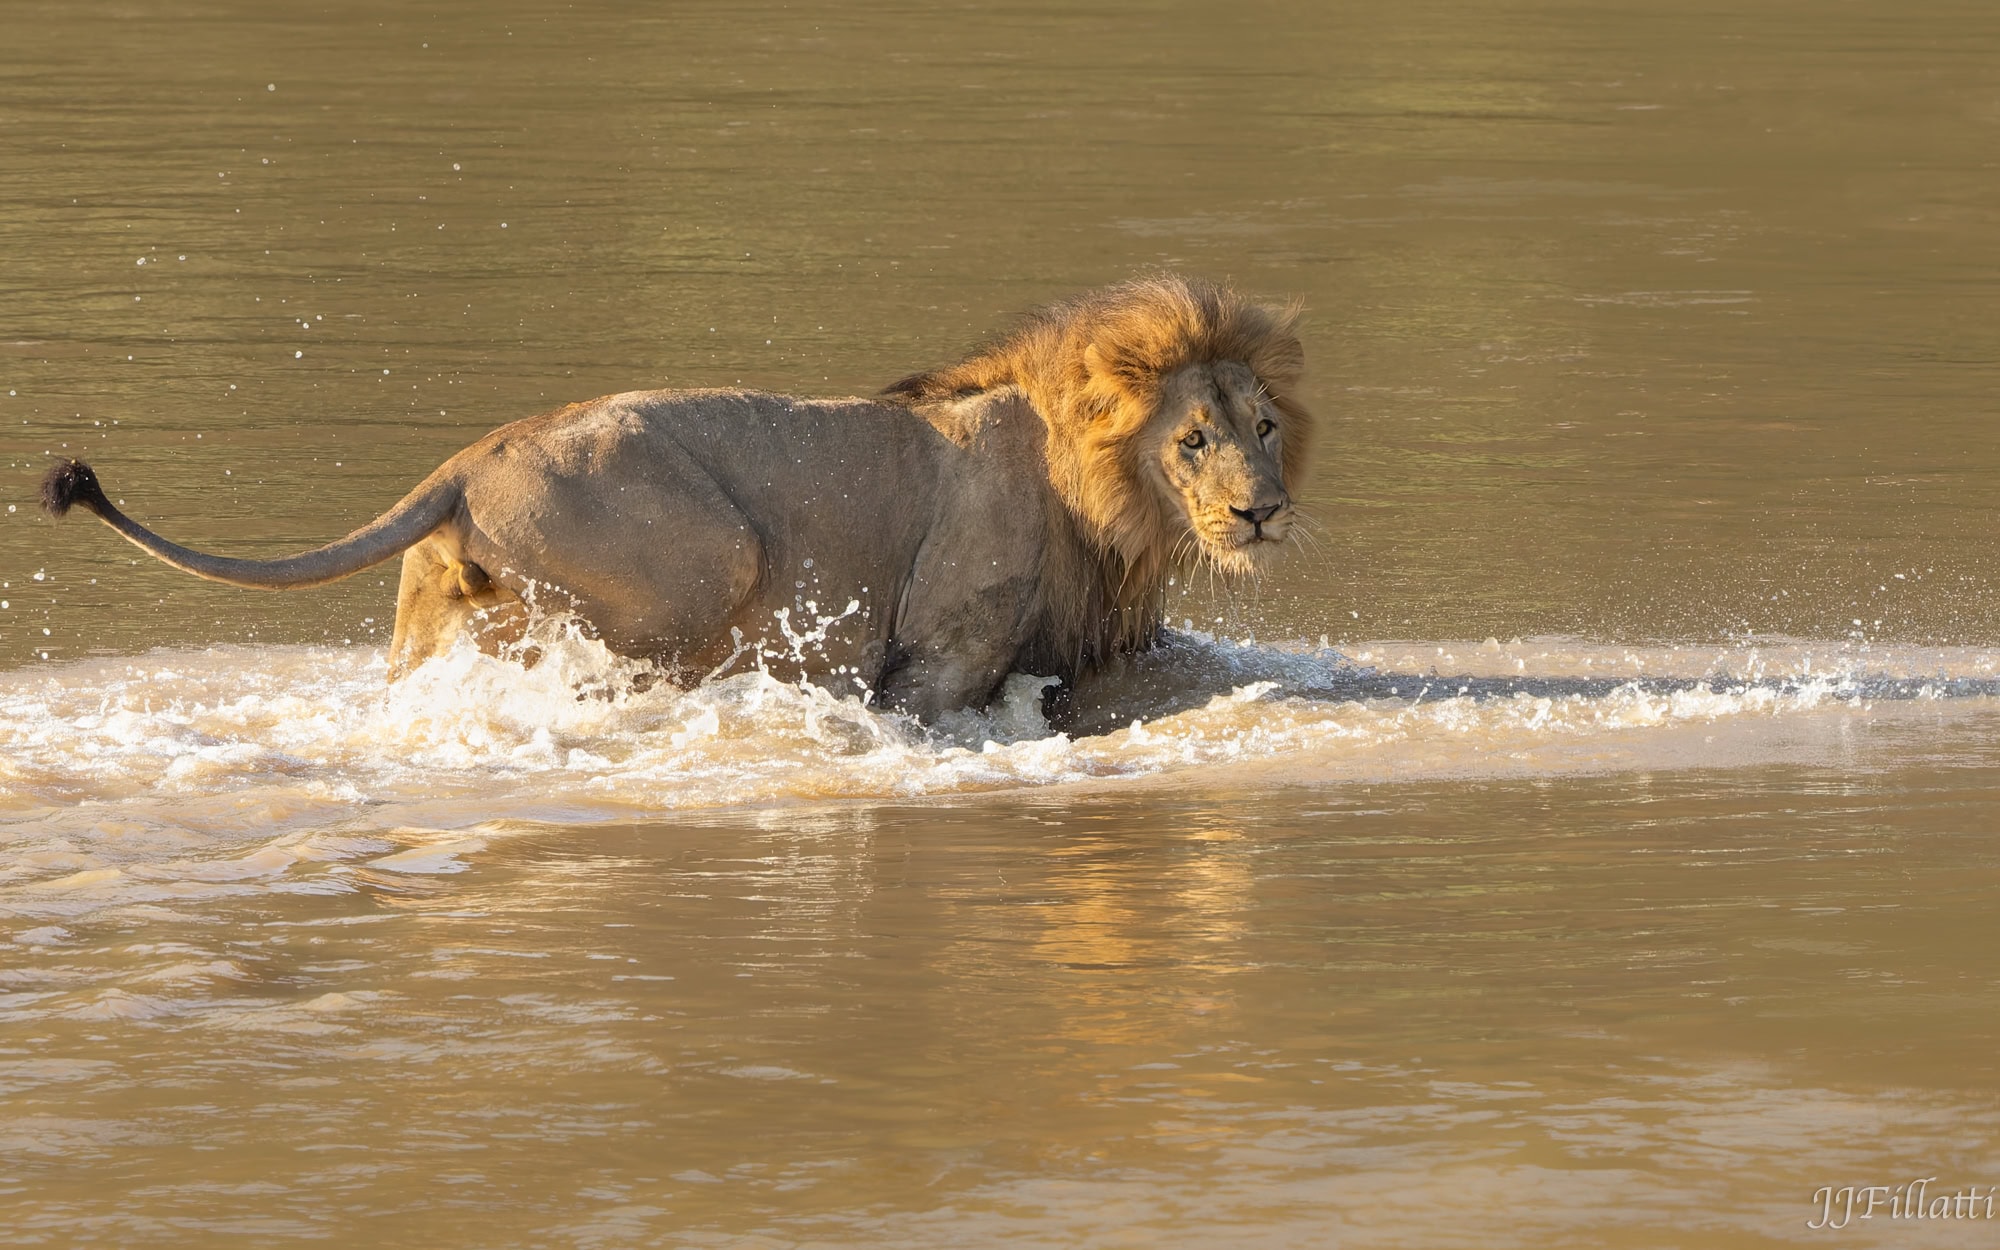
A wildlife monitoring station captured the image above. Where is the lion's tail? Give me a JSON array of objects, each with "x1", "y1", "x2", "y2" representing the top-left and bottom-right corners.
[{"x1": 41, "y1": 459, "x2": 460, "y2": 590}]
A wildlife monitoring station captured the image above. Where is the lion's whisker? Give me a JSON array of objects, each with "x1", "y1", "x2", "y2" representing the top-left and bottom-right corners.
[{"x1": 48, "y1": 272, "x2": 1322, "y2": 729}]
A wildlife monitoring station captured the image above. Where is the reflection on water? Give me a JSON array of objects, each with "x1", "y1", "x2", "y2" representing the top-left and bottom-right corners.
[
  {"x1": 3, "y1": 635, "x2": 2000, "y2": 1242},
  {"x1": 5, "y1": 0, "x2": 2000, "y2": 1244},
  {"x1": 10, "y1": 744, "x2": 2000, "y2": 1247}
]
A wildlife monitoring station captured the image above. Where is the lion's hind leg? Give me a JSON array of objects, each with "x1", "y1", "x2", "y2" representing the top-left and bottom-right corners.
[{"x1": 385, "y1": 539, "x2": 527, "y2": 678}]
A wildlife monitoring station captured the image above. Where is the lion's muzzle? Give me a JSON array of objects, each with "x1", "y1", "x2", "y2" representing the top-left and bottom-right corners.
[
  {"x1": 1230, "y1": 500, "x2": 1285, "y2": 538},
  {"x1": 1228, "y1": 497, "x2": 1292, "y2": 542}
]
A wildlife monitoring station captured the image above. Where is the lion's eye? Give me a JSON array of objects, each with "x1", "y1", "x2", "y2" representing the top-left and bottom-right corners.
[
  {"x1": 1180, "y1": 429, "x2": 1206, "y2": 451},
  {"x1": 1256, "y1": 418, "x2": 1276, "y2": 439}
]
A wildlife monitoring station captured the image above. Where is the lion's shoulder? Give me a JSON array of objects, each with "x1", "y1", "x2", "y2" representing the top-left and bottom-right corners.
[{"x1": 909, "y1": 385, "x2": 1034, "y2": 449}]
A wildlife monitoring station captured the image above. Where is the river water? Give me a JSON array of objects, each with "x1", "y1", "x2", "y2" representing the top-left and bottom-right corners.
[{"x1": 4, "y1": 1, "x2": 2000, "y2": 1246}]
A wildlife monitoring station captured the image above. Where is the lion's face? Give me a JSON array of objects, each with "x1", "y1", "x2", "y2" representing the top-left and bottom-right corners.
[{"x1": 1146, "y1": 361, "x2": 1296, "y2": 574}]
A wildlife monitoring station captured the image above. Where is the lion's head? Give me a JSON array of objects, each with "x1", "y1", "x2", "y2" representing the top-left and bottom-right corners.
[
  {"x1": 887, "y1": 275, "x2": 1313, "y2": 592},
  {"x1": 1094, "y1": 352, "x2": 1303, "y2": 578}
]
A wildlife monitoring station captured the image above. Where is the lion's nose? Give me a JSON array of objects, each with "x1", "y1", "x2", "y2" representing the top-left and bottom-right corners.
[{"x1": 1230, "y1": 501, "x2": 1286, "y2": 526}]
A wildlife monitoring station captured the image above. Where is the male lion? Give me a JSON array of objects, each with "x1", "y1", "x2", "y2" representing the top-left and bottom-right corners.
[{"x1": 42, "y1": 276, "x2": 1312, "y2": 721}]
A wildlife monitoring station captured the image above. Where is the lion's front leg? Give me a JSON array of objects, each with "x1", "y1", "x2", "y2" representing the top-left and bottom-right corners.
[
  {"x1": 876, "y1": 644, "x2": 1013, "y2": 723},
  {"x1": 877, "y1": 568, "x2": 1036, "y2": 722}
]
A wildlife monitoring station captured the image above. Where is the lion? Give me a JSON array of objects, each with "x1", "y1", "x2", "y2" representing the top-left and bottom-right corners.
[{"x1": 41, "y1": 275, "x2": 1313, "y2": 722}]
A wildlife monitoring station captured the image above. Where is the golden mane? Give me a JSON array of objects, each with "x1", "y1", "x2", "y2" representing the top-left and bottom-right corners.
[
  {"x1": 49, "y1": 275, "x2": 1309, "y2": 722},
  {"x1": 885, "y1": 275, "x2": 1313, "y2": 659}
]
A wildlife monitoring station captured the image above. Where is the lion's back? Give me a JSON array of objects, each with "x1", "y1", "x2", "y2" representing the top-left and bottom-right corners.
[{"x1": 447, "y1": 387, "x2": 1013, "y2": 606}]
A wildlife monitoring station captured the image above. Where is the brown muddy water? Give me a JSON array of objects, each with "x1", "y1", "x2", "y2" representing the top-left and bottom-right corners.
[{"x1": 5, "y1": 1, "x2": 2000, "y2": 1246}]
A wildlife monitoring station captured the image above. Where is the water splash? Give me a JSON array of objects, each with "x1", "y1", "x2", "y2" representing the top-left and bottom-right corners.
[{"x1": 6, "y1": 626, "x2": 2000, "y2": 928}]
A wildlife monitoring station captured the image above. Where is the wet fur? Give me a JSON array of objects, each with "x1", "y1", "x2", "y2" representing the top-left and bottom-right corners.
[
  {"x1": 885, "y1": 275, "x2": 1314, "y2": 659},
  {"x1": 44, "y1": 276, "x2": 1312, "y2": 719},
  {"x1": 41, "y1": 459, "x2": 110, "y2": 519}
]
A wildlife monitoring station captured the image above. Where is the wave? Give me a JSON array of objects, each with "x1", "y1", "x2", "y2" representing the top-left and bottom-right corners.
[{"x1": 5, "y1": 625, "x2": 1998, "y2": 926}]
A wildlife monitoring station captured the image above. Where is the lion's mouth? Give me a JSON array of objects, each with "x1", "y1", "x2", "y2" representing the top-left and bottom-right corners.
[
  {"x1": 1230, "y1": 512, "x2": 1292, "y2": 546},
  {"x1": 1193, "y1": 516, "x2": 1290, "y2": 570}
]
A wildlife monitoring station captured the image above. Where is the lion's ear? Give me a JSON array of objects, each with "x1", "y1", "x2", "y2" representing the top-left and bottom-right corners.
[{"x1": 1083, "y1": 340, "x2": 1146, "y2": 389}]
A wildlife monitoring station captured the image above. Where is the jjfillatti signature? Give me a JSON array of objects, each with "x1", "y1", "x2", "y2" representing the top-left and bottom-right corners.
[{"x1": 1810, "y1": 1178, "x2": 1999, "y2": 1229}]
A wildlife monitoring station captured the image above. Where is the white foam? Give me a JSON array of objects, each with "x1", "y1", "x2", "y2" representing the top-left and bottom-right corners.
[{"x1": 4, "y1": 630, "x2": 1998, "y2": 927}]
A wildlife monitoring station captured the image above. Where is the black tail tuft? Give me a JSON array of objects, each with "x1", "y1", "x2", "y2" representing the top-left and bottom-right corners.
[{"x1": 41, "y1": 458, "x2": 111, "y2": 519}]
